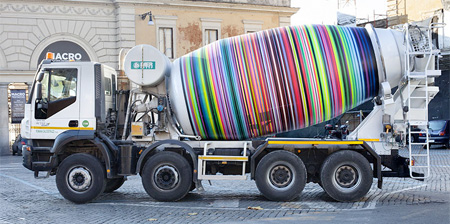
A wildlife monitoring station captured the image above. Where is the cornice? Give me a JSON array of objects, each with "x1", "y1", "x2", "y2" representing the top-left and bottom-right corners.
[{"x1": 0, "y1": 3, "x2": 116, "y2": 16}]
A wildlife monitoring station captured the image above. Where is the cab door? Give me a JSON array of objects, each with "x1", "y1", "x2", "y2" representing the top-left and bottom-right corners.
[{"x1": 31, "y1": 67, "x2": 82, "y2": 139}]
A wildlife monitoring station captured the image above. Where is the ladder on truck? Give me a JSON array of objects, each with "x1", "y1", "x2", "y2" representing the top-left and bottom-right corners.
[
  {"x1": 197, "y1": 142, "x2": 249, "y2": 180},
  {"x1": 404, "y1": 23, "x2": 443, "y2": 179}
]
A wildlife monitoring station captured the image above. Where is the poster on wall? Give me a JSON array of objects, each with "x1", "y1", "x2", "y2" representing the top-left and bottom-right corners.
[{"x1": 11, "y1": 89, "x2": 26, "y2": 124}]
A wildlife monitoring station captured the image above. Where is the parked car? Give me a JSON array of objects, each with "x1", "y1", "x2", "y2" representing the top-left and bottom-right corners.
[
  {"x1": 11, "y1": 134, "x2": 24, "y2": 156},
  {"x1": 418, "y1": 120, "x2": 450, "y2": 149}
]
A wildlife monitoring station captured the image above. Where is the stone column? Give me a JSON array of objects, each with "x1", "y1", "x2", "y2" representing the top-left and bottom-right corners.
[{"x1": 0, "y1": 83, "x2": 10, "y2": 156}]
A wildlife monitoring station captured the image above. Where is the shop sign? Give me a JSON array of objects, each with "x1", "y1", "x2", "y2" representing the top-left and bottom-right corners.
[
  {"x1": 37, "y1": 41, "x2": 90, "y2": 65},
  {"x1": 11, "y1": 89, "x2": 26, "y2": 123}
]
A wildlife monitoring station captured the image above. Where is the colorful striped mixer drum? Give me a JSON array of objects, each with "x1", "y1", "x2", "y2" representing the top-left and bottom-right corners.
[{"x1": 168, "y1": 24, "x2": 404, "y2": 140}]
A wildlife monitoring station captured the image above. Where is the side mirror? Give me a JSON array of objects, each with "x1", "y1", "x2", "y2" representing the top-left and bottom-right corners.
[
  {"x1": 37, "y1": 72, "x2": 44, "y2": 82},
  {"x1": 36, "y1": 82, "x2": 42, "y2": 100}
]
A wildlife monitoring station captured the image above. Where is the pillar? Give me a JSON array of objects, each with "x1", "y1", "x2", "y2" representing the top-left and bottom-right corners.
[{"x1": 0, "y1": 83, "x2": 10, "y2": 156}]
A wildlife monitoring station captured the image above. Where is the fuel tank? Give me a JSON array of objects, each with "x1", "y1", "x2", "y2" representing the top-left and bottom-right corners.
[{"x1": 120, "y1": 24, "x2": 396, "y2": 140}]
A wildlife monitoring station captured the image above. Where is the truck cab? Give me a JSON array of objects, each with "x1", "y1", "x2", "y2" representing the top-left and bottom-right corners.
[{"x1": 21, "y1": 58, "x2": 117, "y2": 174}]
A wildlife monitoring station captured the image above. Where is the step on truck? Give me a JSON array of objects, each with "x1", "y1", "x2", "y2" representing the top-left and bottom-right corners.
[{"x1": 21, "y1": 23, "x2": 443, "y2": 203}]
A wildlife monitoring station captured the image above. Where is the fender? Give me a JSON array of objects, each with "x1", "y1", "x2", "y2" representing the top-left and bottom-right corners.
[
  {"x1": 136, "y1": 139, "x2": 198, "y2": 182},
  {"x1": 51, "y1": 130, "x2": 115, "y2": 178}
]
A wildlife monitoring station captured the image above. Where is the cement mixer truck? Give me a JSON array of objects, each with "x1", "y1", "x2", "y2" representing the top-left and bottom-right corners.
[{"x1": 21, "y1": 23, "x2": 443, "y2": 203}]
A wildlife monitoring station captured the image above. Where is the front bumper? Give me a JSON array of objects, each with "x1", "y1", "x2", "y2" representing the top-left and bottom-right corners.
[{"x1": 22, "y1": 146, "x2": 57, "y2": 171}]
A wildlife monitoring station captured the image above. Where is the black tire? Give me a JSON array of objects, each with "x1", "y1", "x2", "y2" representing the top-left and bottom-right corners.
[
  {"x1": 104, "y1": 177, "x2": 126, "y2": 193},
  {"x1": 17, "y1": 147, "x2": 22, "y2": 156},
  {"x1": 56, "y1": 153, "x2": 106, "y2": 204},
  {"x1": 141, "y1": 151, "x2": 192, "y2": 201},
  {"x1": 255, "y1": 150, "x2": 307, "y2": 201},
  {"x1": 320, "y1": 150, "x2": 372, "y2": 202}
]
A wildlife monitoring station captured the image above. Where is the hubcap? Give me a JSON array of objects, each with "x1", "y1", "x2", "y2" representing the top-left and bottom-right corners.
[
  {"x1": 269, "y1": 165, "x2": 292, "y2": 188},
  {"x1": 68, "y1": 167, "x2": 92, "y2": 192},
  {"x1": 335, "y1": 165, "x2": 358, "y2": 188},
  {"x1": 154, "y1": 165, "x2": 179, "y2": 190}
]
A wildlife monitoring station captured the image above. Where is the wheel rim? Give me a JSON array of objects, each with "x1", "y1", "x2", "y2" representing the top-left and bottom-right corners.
[
  {"x1": 67, "y1": 166, "x2": 92, "y2": 192},
  {"x1": 269, "y1": 164, "x2": 293, "y2": 189},
  {"x1": 154, "y1": 165, "x2": 179, "y2": 190},
  {"x1": 333, "y1": 165, "x2": 361, "y2": 191}
]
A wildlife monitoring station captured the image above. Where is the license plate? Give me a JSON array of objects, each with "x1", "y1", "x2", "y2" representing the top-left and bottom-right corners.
[{"x1": 429, "y1": 139, "x2": 435, "y2": 143}]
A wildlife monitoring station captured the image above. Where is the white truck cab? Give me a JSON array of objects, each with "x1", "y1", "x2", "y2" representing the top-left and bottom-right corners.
[{"x1": 22, "y1": 60, "x2": 117, "y2": 140}]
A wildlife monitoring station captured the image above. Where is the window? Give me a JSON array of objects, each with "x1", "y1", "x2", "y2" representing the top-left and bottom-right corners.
[
  {"x1": 154, "y1": 15, "x2": 177, "y2": 59},
  {"x1": 159, "y1": 28, "x2": 174, "y2": 58},
  {"x1": 35, "y1": 68, "x2": 77, "y2": 119},
  {"x1": 243, "y1": 20, "x2": 263, "y2": 34},
  {"x1": 204, "y1": 29, "x2": 218, "y2": 45},
  {"x1": 105, "y1": 77, "x2": 112, "y2": 96},
  {"x1": 47, "y1": 69, "x2": 77, "y2": 102},
  {"x1": 201, "y1": 18, "x2": 222, "y2": 46}
]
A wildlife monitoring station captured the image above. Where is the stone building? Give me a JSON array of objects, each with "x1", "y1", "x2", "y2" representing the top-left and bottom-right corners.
[{"x1": 0, "y1": 0, "x2": 297, "y2": 155}]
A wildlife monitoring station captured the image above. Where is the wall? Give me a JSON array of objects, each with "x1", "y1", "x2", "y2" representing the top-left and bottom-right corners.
[{"x1": 134, "y1": 1, "x2": 296, "y2": 58}]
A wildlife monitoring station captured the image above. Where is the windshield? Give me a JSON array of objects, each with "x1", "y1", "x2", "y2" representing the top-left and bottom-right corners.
[{"x1": 429, "y1": 120, "x2": 445, "y2": 131}]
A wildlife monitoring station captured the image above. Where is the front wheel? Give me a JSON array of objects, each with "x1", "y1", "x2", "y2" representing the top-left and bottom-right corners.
[
  {"x1": 141, "y1": 151, "x2": 192, "y2": 201},
  {"x1": 255, "y1": 150, "x2": 307, "y2": 201},
  {"x1": 56, "y1": 153, "x2": 106, "y2": 203},
  {"x1": 320, "y1": 150, "x2": 373, "y2": 202}
]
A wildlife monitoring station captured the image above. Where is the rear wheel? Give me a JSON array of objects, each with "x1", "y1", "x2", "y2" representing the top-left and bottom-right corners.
[
  {"x1": 104, "y1": 177, "x2": 126, "y2": 193},
  {"x1": 255, "y1": 150, "x2": 307, "y2": 201},
  {"x1": 320, "y1": 150, "x2": 372, "y2": 202},
  {"x1": 56, "y1": 153, "x2": 106, "y2": 203},
  {"x1": 141, "y1": 151, "x2": 192, "y2": 201}
]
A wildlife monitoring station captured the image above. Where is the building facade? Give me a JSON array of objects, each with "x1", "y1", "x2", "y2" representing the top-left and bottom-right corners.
[{"x1": 0, "y1": 0, "x2": 297, "y2": 155}]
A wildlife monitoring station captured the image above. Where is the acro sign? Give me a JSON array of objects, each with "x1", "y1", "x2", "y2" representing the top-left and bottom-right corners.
[{"x1": 38, "y1": 41, "x2": 90, "y2": 65}]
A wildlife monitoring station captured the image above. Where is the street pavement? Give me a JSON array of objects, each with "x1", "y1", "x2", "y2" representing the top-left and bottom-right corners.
[{"x1": 1, "y1": 146, "x2": 449, "y2": 223}]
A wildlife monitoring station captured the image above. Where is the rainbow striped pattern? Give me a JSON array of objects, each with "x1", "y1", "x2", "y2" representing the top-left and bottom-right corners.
[{"x1": 178, "y1": 25, "x2": 378, "y2": 140}]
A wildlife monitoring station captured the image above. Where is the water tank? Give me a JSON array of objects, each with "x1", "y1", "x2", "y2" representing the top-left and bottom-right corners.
[
  {"x1": 124, "y1": 44, "x2": 171, "y2": 86},
  {"x1": 166, "y1": 25, "x2": 405, "y2": 140}
]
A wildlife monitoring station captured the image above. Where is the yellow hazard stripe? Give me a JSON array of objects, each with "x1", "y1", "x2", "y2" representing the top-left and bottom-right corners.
[
  {"x1": 198, "y1": 156, "x2": 248, "y2": 161},
  {"x1": 268, "y1": 140, "x2": 364, "y2": 145},
  {"x1": 31, "y1": 126, "x2": 94, "y2": 130},
  {"x1": 358, "y1": 138, "x2": 379, "y2": 142}
]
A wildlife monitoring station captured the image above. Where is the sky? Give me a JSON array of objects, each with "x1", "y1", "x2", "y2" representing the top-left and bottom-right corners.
[{"x1": 291, "y1": 0, "x2": 387, "y2": 25}]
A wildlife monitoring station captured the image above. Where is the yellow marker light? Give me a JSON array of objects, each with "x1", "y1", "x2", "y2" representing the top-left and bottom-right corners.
[
  {"x1": 46, "y1": 52, "x2": 54, "y2": 60},
  {"x1": 107, "y1": 169, "x2": 110, "y2": 173}
]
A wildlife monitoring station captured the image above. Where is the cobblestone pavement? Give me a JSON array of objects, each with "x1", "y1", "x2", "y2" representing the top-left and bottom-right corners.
[{"x1": 1, "y1": 146, "x2": 449, "y2": 223}]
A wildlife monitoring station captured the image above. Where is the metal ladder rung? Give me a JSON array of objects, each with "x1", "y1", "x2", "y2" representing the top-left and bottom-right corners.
[
  {"x1": 410, "y1": 142, "x2": 427, "y2": 145},
  {"x1": 411, "y1": 154, "x2": 428, "y2": 157},
  {"x1": 410, "y1": 166, "x2": 429, "y2": 168},
  {"x1": 408, "y1": 51, "x2": 432, "y2": 55},
  {"x1": 410, "y1": 131, "x2": 426, "y2": 134},
  {"x1": 198, "y1": 155, "x2": 248, "y2": 161},
  {"x1": 409, "y1": 96, "x2": 427, "y2": 99},
  {"x1": 409, "y1": 121, "x2": 428, "y2": 125}
]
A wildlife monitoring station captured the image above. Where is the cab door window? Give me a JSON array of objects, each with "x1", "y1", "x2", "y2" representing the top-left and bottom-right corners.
[{"x1": 35, "y1": 68, "x2": 78, "y2": 119}]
